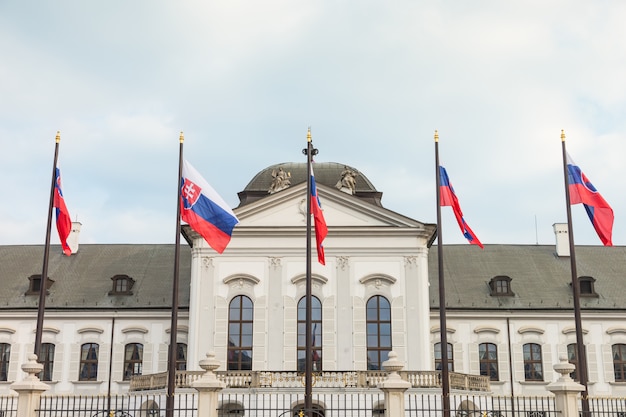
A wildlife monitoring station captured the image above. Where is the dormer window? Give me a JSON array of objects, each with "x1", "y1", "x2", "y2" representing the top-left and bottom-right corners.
[
  {"x1": 25, "y1": 275, "x2": 54, "y2": 296},
  {"x1": 577, "y1": 276, "x2": 598, "y2": 297},
  {"x1": 109, "y1": 275, "x2": 135, "y2": 295},
  {"x1": 489, "y1": 276, "x2": 514, "y2": 296}
]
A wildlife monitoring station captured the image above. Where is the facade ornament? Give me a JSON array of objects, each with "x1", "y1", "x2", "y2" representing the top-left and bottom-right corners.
[
  {"x1": 268, "y1": 167, "x2": 291, "y2": 194},
  {"x1": 202, "y1": 257, "x2": 214, "y2": 269},
  {"x1": 404, "y1": 256, "x2": 417, "y2": 267},
  {"x1": 270, "y1": 257, "x2": 282, "y2": 269},
  {"x1": 337, "y1": 256, "x2": 349, "y2": 270},
  {"x1": 335, "y1": 166, "x2": 357, "y2": 195}
]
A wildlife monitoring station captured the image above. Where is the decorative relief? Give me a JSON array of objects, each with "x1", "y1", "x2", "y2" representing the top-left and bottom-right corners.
[
  {"x1": 337, "y1": 256, "x2": 349, "y2": 270},
  {"x1": 268, "y1": 167, "x2": 291, "y2": 194},
  {"x1": 298, "y1": 199, "x2": 307, "y2": 221},
  {"x1": 404, "y1": 256, "x2": 417, "y2": 267},
  {"x1": 270, "y1": 257, "x2": 282, "y2": 269},
  {"x1": 202, "y1": 257, "x2": 213, "y2": 269}
]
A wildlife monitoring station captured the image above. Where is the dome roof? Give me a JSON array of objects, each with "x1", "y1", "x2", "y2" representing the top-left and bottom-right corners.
[{"x1": 237, "y1": 162, "x2": 383, "y2": 207}]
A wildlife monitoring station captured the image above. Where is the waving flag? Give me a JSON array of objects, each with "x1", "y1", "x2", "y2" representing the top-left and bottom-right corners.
[
  {"x1": 53, "y1": 167, "x2": 72, "y2": 256},
  {"x1": 566, "y1": 153, "x2": 613, "y2": 246},
  {"x1": 180, "y1": 160, "x2": 239, "y2": 253},
  {"x1": 439, "y1": 166, "x2": 483, "y2": 248},
  {"x1": 310, "y1": 164, "x2": 328, "y2": 265}
]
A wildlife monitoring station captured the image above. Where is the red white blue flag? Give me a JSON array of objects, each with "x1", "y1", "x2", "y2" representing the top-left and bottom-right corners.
[
  {"x1": 310, "y1": 164, "x2": 328, "y2": 265},
  {"x1": 53, "y1": 167, "x2": 72, "y2": 256},
  {"x1": 566, "y1": 152, "x2": 613, "y2": 246},
  {"x1": 180, "y1": 160, "x2": 239, "y2": 253},
  {"x1": 439, "y1": 166, "x2": 483, "y2": 249}
]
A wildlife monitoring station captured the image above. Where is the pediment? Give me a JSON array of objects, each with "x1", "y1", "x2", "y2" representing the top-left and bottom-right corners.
[{"x1": 233, "y1": 182, "x2": 431, "y2": 230}]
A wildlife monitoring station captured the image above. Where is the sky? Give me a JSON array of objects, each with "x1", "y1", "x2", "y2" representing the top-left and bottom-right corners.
[{"x1": 1, "y1": 1, "x2": 625, "y2": 248}]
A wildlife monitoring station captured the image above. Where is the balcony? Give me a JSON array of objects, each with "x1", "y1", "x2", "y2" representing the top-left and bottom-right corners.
[{"x1": 129, "y1": 370, "x2": 490, "y2": 392}]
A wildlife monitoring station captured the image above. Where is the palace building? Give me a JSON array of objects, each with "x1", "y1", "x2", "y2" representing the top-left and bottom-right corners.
[{"x1": 1, "y1": 161, "x2": 626, "y2": 398}]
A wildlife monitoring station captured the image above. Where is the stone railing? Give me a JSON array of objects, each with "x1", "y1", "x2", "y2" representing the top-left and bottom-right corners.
[{"x1": 130, "y1": 370, "x2": 490, "y2": 392}]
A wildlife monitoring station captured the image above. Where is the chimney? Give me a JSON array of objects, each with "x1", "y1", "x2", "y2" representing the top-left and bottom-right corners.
[
  {"x1": 67, "y1": 221, "x2": 82, "y2": 254},
  {"x1": 553, "y1": 223, "x2": 570, "y2": 257}
]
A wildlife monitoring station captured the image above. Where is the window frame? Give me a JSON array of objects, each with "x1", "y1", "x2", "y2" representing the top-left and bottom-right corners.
[
  {"x1": 434, "y1": 342, "x2": 454, "y2": 372},
  {"x1": 176, "y1": 343, "x2": 187, "y2": 371},
  {"x1": 79, "y1": 342, "x2": 99, "y2": 381},
  {"x1": 523, "y1": 343, "x2": 544, "y2": 381},
  {"x1": 489, "y1": 276, "x2": 514, "y2": 296},
  {"x1": 479, "y1": 342, "x2": 499, "y2": 381},
  {"x1": 297, "y1": 296, "x2": 322, "y2": 372},
  {"x1": 227, "y1": 295, "x2": 253, "y2": 371},
  {"x1": 123, "y1": 343, "x2": 143, "y2": 381},
  {"x1": 366, "y1": 295, "x2": 392, "y2": 371},
  {"x1": 39, "y1": 343, "x2": 55, "y2": 381},
  {"x1": 0, "y1": 343, "x2": 10, "y2": 382},
  {"x1": 109, "y1": 275, "x2": 135, "y2": 296},
  {"x1": 613, "y1": 343, "x2": 626, "y2": 382}
]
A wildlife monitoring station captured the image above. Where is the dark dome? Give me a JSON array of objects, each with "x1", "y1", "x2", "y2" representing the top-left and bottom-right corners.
[{"x1": 237, "y1": 162, "x2": 383, "y2": 207}]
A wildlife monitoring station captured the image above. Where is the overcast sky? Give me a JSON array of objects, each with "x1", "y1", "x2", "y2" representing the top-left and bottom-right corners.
[{"x1": 1, "y1": 1, "x2": 625, "y2": 248}]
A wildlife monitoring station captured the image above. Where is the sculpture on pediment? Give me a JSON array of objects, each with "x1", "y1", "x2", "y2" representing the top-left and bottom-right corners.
[
  {"x1": 336, "y1": 166, "x2": 357, "y2": 194},
  {"x1": 268, "y1": 167, "x2": 291, "y2": 194}
]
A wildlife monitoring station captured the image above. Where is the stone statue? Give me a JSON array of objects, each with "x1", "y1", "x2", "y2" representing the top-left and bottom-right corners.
[
  {"x1": 268, "y1": 167, "x2": 291, "y2": 194},
  {"x1": 336, "y1": 166, "x2": 357, "y2": 194}
]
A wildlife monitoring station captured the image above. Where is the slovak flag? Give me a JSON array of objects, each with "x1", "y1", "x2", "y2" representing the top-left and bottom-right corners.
[
  {"x1": 439, "y1": 166, "x2": 484, "y2": 249},
  {"x1": 310, "y1": 164, "x2": 328, "y2": 265},
  {"x1": 566, "y1": 152, "x2": 614, "y2": 246},
  {"x1": 180, "y1": 160, "x2": 239, "y2": 253},
  {"x1": 53, "y1": 167, "x2": 72, "y2": 256}
]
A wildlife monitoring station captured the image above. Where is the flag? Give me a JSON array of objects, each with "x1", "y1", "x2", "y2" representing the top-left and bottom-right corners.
[
  {"x1": 439, "y1": 166, "x2": 484, "y2": 248},
  {"x1": 53, "y1": 167, "x2": 72, "y2": 256},
  {"x1": 180, "y1": 160, "x2": 239, "y2": 253},
  {"x1": 310, "y1": 164, "x2": 328, "y2": 265},
  {"x1": 566, "y1": 152, "x2": 614, "y2": 246}
]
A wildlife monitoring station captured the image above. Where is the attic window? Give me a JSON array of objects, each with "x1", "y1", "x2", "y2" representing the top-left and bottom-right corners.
[
  {"x1": 489, "y1": 276, "x2": 514, "y2": 296},
  {"x1": 577, "y1": 276, "x2": 598, "y2": 297},
  {"x1": 109, "y1": 275, "x2": 135, "y2": 295},
  {"x1": 25, "y1": 275, "x2": 54, "y2": 296}
]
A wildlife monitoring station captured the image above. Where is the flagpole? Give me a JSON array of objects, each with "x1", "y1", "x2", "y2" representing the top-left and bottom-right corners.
[
  {"x1": 560, "y1": 130, "x2": 590, "y2": 416},
  {"x1": 303, "y1": 127, "x2": 317, "y2": 417},
  {"x1": 166, "y1": 132, "x2": 184, "y2": 417},
  {"x1": 34, "y1": 131, "x2": 62, "y2": 359},
  {"x1": 434, "y1": 131, "x2": 451, "y2": 417}
]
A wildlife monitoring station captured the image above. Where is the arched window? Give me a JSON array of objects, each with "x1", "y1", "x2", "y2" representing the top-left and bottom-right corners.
[
  {"x1": 366, "y1": 295, "x2": 391, "y2": 370},
  {"x1": 523, "y1": 343, "x2": 543, "y2": 381},
  {"x1": 176, "y1": 343, "x2": 187, "y2": 371},
  {"x1": 434, "y1": 342, "x2": 454, "y2": 371},
  {"x1": 79, "y1": 343, "x2": 99, "y2": 381},
  {"x1": 0, "y1": 343, "x2": 10, "y2": 381},
  {"x1": 297, "y1": 296, "x2": 322, "y2": 372},
  {"x1": 613, "y1": 344, "x2": 626, "y2": 382},
  {"x1": 227, "y1": 295, "x2": 253, "y2": 370},
  {"x1": 39, "y1": 343, "x2": 55, "y2": 381},
  {"x1": 123, "y1": 343, "x2": 143, "y2": 380},
  {"x1": 479, "y1": 343, "x2": 499, "y2": 381}
]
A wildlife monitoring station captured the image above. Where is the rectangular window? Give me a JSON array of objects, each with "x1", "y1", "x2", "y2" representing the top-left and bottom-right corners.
[
  {"x1": 39, "y1": 343, "x2": 55, "y2": 381},
  {"x1": 79, "y1": 343, "x2": 99, "y2": 381},
  {"x1": 0, "y1": 343, "x2": 10, "y2": 382},
  {"x1": 123, "y1": 343, "x2": 143, "y2": 380},
  {"x1": 523, "y1": 343, "x2": 544, "y2": 381}
]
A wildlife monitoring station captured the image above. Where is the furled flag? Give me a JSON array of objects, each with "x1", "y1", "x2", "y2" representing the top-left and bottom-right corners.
[
  {"x1": 439, "y1": 166, "x2": 484, "y2": 248},
  {"x1": 53, "y1": 167, "x2": 72, "y2": 256},
  {"x1": 566, "y1": 152, "x2": 614, "y2": 246},
  {"x1": 310, "y1": 164, "x2": 328, "y2": 265},
  {"x1": 180, "y1": 160, "x2": 239, "y2": 253}
]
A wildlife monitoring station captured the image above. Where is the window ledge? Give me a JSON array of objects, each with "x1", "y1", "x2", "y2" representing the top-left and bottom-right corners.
[
  {"x1": 609, "y1": 381, "x2": 626, "y2": 385},
  {"x1": 518, "y1": 381, "x2": 549, "y2": 386},
  {"x1": 72, "y1": 380, "x2": 104, "y2": 385}
]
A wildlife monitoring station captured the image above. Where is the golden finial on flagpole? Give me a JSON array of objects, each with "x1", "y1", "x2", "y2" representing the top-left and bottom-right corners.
[
  {"x1": 179, "y1": 131, "x2": 184, "y2": 143},
  {"x1": 561, "y1": 129, "x2": 566, "y2": 142},
  {"x1": 307, "y1": 127, "x2": 312, "y2": 143},
  {"x1": 434, "y1": 130, "x2": 439, "y2": 143},
  {"x1": 55, "y1": 131, "x2": 61, "y2": 143}
]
